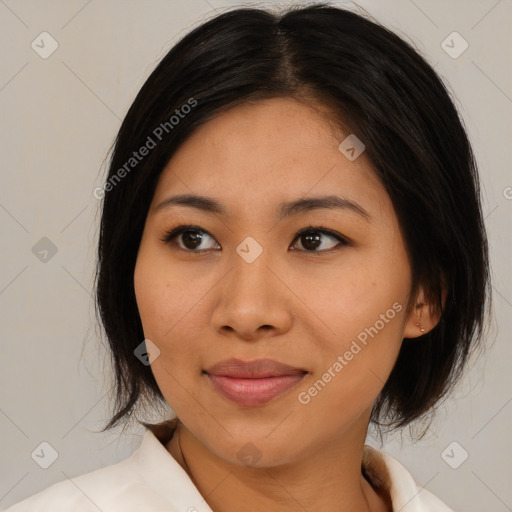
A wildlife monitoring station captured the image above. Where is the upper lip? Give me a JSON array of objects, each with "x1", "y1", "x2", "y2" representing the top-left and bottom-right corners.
[{"x1": 204, "y1": 358, "x2": 307, "y2": 378}]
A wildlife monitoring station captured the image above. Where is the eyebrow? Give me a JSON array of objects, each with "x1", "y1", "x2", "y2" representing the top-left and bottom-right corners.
[{"x1": 154, "y1": 193, "x2": 370, "y2": 221}]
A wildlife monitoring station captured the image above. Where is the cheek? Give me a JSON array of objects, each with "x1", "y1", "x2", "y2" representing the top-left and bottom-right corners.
[
  {"x1": 133, "y1": 246, "x2": 205, "y2": 413},
  {"x1": 293, "y1": 246, "x2": 409, "y2": 336},
  {"x1": 297, "y1": 302, "x2": 406, "y2": 428},
  {"x1": 133, "y1": 241, "x2": 216, "y2": 383},
  {"x1": 292, "y1": 247, "x2": 409, "y2": 406},
  {"x1": 134, "y1": 242, "x2": 198, "y2": 340},
  {"x1": 133, "y1": 252, "x2": 168, "y2": 339}
]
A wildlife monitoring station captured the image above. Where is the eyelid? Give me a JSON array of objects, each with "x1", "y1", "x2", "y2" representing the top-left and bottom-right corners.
[
  {"x1": 159, "y1": 224, "x2": 351, "y2": 253},
  {"x1": 159, "y1": 224, "x2": 218, "y2": 249},
  {"x1": 293, "y1": 225, "x2": 351, "y2": 245}
]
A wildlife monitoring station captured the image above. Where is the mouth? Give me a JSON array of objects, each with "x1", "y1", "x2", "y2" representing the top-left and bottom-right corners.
[{"x1": 203, "y1": 358, "x2": 308, "y2": 407}]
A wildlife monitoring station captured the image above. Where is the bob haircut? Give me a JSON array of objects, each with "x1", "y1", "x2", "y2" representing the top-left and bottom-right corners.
[{"x1": 95, "y1": 2, "x2": 490, "y2": 434}]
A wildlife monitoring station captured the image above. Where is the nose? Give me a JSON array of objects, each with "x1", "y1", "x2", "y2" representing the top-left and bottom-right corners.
[{"x1": 210, "y1": 246, "x2": 293, "y2": 341}]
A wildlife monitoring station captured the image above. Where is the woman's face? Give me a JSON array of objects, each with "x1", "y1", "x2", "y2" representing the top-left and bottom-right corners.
[{"x1": 134, "y1": 96, "x2": 422, "y2": 466}]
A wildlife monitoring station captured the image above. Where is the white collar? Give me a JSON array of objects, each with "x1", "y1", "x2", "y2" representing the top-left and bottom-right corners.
[{"x1": 132, "y1": 420, "x2": 453, "y2": 512}]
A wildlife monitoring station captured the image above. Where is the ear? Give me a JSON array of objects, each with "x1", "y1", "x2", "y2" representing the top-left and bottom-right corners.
[{"x1": 403, "y1": 286, "x2": 446, "y2": 339}]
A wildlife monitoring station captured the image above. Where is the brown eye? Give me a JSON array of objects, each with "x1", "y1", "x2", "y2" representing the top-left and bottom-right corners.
[
  {"x1": 161, "y1": 226, "x2": 220, "y2": 252},
  {"x1": 179, "y1": 230, "x2": 206, "y2": 250},
  {"x1": 291, "y1": 227, "x2": 349, "y2": 254}
]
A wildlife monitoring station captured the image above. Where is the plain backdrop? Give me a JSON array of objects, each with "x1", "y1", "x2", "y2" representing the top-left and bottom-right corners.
[{"x1": 0, "y1": 0, "x2": 511, "y2": 510}]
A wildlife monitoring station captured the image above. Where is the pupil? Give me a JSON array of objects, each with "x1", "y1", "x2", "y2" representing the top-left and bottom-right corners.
[
  {"x1": 183, "y1": 231, "x2": 202, "y2": 249},
  {"x1": 302, "y1": 233, "x2": 320, "y2": 250}
]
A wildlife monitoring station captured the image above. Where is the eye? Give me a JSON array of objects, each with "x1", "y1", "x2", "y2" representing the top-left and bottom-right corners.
[
  {"x1": 290, "y1": 225, "x2": 350, "y2": 254},
  {"x1": 160, "y1": 224, "x2": 350, "y2": 254},
  {"x1": 160, "y1": 225, "x2": 219, "y2": 252}
]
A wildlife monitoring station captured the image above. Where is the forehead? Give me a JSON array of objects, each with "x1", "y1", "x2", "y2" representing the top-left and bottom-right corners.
[{"x1": 150, "y1": 97, "x2": 387, "y2": 218}]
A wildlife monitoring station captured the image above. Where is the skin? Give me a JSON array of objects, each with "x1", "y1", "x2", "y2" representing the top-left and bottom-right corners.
[{"x1": 133, "y1": 96, "x2": 440, "y2": 512}]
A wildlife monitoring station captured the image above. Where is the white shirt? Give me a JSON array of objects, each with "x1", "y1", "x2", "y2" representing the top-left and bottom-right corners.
[{"x1": 4, "y1": 421, "x2": 454, "y2": 512}]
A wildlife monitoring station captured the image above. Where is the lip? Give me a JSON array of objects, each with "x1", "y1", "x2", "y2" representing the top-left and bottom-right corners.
[
  {"x1": 204, "y1": 357, "x2": 307, "y2": 378},
  {"x1": 204, "y1": 358, "x2": 308, "y2": 407}
]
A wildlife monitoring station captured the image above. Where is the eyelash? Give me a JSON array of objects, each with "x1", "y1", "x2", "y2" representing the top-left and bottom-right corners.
[{"x1": 159, "y1": 224, "x2": 351, "y2": 255}]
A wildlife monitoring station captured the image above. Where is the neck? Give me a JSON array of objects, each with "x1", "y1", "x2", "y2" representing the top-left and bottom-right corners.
[{"x1": 166, "y1": 419, "x2": 389, "y2": 512}]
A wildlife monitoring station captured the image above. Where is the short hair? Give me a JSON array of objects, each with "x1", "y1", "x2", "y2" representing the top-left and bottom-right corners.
[{"x1": 95, "y1": 2, "x2": 490, "y2": 434}]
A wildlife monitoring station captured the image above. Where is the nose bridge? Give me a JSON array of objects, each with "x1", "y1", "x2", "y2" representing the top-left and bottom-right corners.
[
  {"x1": 228, "y1": 237, "x2": 274, "y2": 303},
  {"x1": 211, "y1": 235, "x2": 292, "y2": 337}
]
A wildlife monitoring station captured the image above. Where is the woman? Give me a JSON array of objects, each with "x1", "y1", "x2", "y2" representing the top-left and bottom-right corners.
[{"x1": 6, "y1": 2, "x2": 490, "y2": 511}]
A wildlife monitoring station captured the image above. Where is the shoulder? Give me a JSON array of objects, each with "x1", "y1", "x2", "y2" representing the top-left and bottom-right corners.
[
  {"x1": 363, "y1": 445, "x2": 455, "y2": 512},
  {"x1": 4, "y1": 455, "x2": 139, "y2": 512},
  {"x1": 4, "y1": 427, "x2": 181, "y2": 512}
]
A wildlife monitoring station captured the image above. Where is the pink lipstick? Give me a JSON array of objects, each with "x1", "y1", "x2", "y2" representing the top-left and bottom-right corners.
[{"x1": 204, "y1": 358, "x2": 308, "y2": 407}]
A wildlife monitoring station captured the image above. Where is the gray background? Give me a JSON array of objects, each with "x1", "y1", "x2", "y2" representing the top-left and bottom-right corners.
[{"x1": 0, "y1": 0, "x2": 510, "y2": 510}]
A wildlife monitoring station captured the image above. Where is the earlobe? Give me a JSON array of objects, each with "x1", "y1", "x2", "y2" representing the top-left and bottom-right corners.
[
  {"x1": 403, "y1": 288, "x2": 445, "y2": 339},
  {"x1": 403, "y1": 302, "x2": 427, "y2": 339},
  {"x1": 415, "y1": 303, "x2": 426, "y2": 333}
]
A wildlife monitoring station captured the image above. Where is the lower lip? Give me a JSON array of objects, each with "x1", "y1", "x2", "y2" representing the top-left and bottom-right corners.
[{"x1": 206, "y1": 372, "x2": 307, "y2": 406}]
